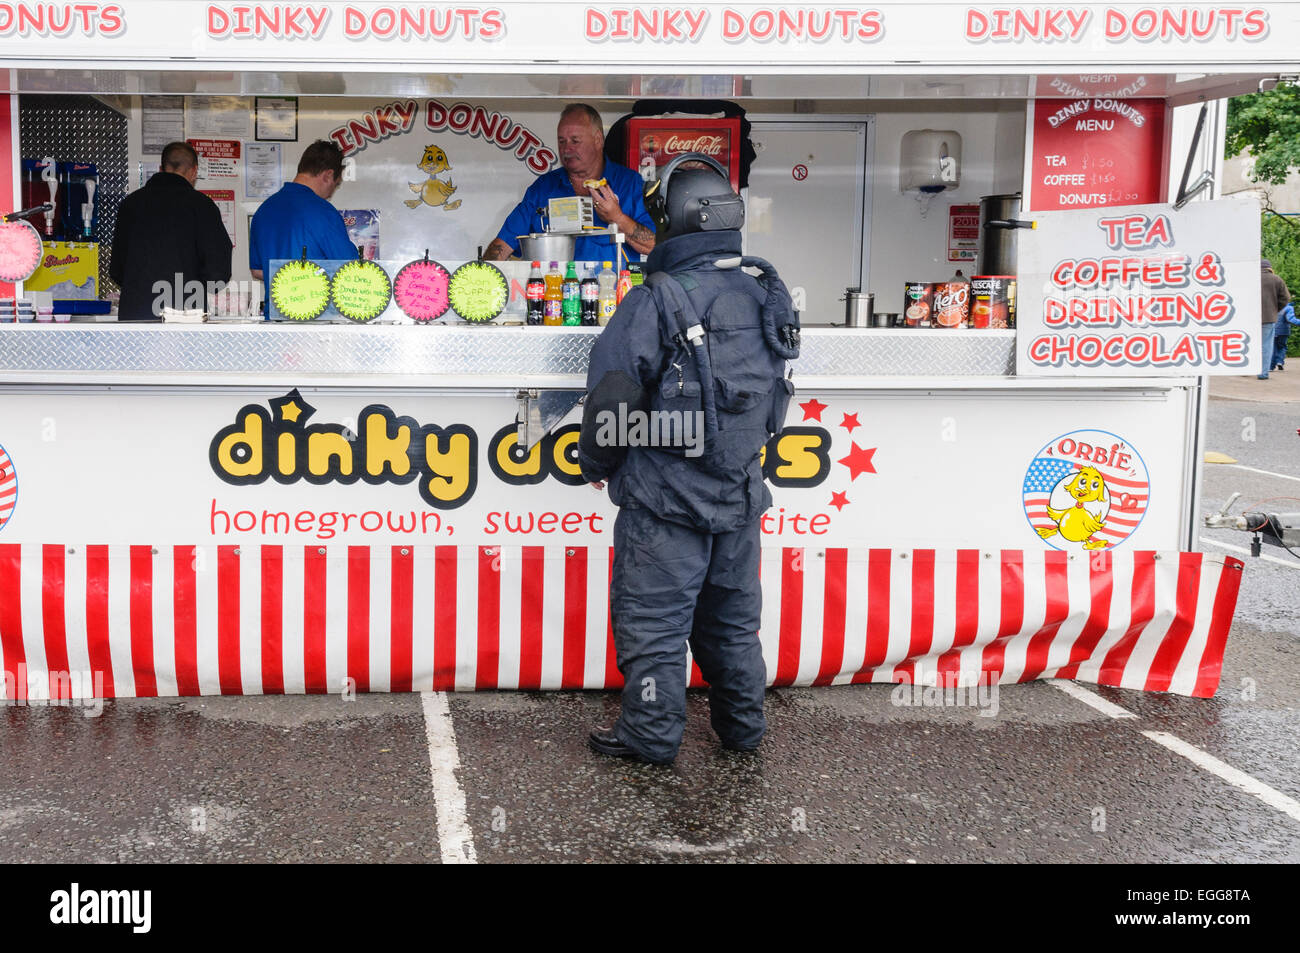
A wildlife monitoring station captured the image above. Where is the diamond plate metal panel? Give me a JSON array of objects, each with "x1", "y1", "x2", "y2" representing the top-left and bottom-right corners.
[
  {"x1": 0, "y1": 327, "x2": 1016, "y2": 379},
  {"x1": 19, "y1": 94, "x2": 130, "y2": 296},
  {"x1": 794, "y1": 329, "x2": 1017, "y2": 376}
]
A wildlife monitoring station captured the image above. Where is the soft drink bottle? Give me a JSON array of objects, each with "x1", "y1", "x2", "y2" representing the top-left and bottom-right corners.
[
  {"x1": 580, "y1": 265, "x2": 599, "y2": 326},
  {"x1": 562, "y1": 261, "x2": 581, "y2": 326},
  {"x1": 597, "y1": 261, "x2": 617, "y2": 326},
  {"x1": 617, "y1": 269, "x2": 633, "y2": 303},
  {"x1": 543, "y1": 261, "x2": 564, "y2": 326},
  {"x1": 525, "y1": 260, "x2": 545, "y2": 325}
]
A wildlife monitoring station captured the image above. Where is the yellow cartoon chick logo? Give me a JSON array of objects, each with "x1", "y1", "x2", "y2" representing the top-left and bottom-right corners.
[
  {"x1": 1036, "y1": 465, "x2": 1111, "y2": 550},
  {"x1": 406, "y1": 144, "x2": 462, "y2": 211}
]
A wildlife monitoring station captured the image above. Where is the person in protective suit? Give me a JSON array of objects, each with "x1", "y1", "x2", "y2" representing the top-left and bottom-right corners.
[{"x1": 578, "y1": 153, "x2": 800, "y2": 765}]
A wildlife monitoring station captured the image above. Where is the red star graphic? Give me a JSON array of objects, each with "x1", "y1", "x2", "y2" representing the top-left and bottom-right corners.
[
  {"x1": 840, "y1": 412, "x2": 860, "y2": 433},
  {"x1": 838, "y1": 443, "x2": 877, "y2": 481},
  {"x1": 829, "y1": 491, "x2": 850, "y2": 511},
  {"x1": 799, "y1": 398, "x2": 828, "y2": 422}
]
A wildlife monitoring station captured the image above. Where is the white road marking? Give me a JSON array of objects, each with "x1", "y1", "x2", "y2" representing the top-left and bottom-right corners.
[
  {"x1": 1049, "y1": 681, "x2": 1300, "y2": 825},
  {"x1": 1199, "y1": 536, "x2": 1300, "y2": 570},
  {"x1": 420, "y1": 691, "x2": 477, "y2": 864},
  {"x1": 1224, "y1": 463, "x2": 1300, "y2": 485},
  {"x1": 1047, "y1": 680, "x2": 1137, "y2": 719},
  {"x1": 1141, "y1": 731, "x2": 1300, "y2": 824}
]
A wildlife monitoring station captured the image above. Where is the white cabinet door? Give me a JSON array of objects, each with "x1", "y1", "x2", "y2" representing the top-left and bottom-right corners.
[{"x1": 744, "y1": 120, "x2": 869, "y2": 326}]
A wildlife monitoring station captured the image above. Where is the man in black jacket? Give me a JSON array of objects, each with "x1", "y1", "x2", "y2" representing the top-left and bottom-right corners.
[{"x1": 110, "y1": 141, "x2": 232, "y2": 320}]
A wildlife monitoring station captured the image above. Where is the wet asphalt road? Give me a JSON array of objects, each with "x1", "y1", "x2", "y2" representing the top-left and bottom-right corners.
[{"x1": 0, "y1": 396, "x2": 1296, "y2": 864}]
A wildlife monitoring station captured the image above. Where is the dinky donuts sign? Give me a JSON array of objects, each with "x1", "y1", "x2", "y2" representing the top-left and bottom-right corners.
[{"x1": 1016, "y1": 198, "x2": 1262, "y2": 377}]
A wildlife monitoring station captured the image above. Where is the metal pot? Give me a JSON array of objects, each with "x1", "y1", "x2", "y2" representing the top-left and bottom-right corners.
[
  {"x1": 518, "y1": 232, "x2": 575, "y2": 263},
  {"x1": 874, "y1": 311, "x2": 899, "y2": 328},
  {"x1": 978, "y1": 193, "x2": 1022, "y2": 276},
  {"x1": 843, "y1": 289, "x2": 874, "y2": 328}
]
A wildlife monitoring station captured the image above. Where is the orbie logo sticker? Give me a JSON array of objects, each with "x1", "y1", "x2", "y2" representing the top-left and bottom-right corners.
[
  {"x1": 0, "y1": 443, "x2": 17, "y2": 533},
  {"x1": 1022, "y1": 429, "x2": 1149, "y2": 551}
]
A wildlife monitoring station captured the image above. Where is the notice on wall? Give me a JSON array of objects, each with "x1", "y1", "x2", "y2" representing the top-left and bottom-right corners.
[
  {"x1": 1016, "y1": 198, "x2": 1261, "y2": 377},
  {"x1": 245, "y1": 142, "x2": 281, "y2": 199},
  {"x1": 948, "y1": 203, "x2": 979, "y2": 263},
  {"x1": 186, "y1": 96, "x2": 252, "y2": 140},
  {"x1": 141, "y1": 95, "x2": 185, "y2": 156},
  {"x1": 189, "y1": 139, "x2": 241, "y2": 179},
  {"x1": 200, "y1": 189, "x2": 236, "y2": 247},
  {"x1": 1026, "y1": 98, "x2": 1166, "y2": 212}
]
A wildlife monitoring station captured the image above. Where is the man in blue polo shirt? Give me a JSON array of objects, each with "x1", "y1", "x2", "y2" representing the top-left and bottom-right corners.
[
  {"x1": 483, "y1": 103, "x2": 655, "y2": 264},
  {"x1": 249, "y1": 140, "x2": 358, "y2": 313}
]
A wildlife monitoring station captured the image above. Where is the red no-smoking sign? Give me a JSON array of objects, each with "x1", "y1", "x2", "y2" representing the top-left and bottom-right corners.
[{"x1": 792, "y1": 164, "x2": 808, "y2": 181}]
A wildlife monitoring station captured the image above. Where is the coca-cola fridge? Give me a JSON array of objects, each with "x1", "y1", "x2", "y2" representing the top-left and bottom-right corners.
[{"x1": 624, "y1": 117, "x2": 741, "y2": 190}]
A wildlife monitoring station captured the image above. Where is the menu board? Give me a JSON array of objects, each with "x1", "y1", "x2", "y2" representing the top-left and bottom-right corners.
[
  {"x1": 1026, "y1": 98, "x2": 1166, "y2": 212},
  {"x1": 625, "y1": 117, "x2": 741, "y2": 191}
]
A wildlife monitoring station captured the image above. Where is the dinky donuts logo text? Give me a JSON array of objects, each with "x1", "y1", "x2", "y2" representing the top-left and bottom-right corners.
[{"x1": 208, "y1": 390, "x2": 834, "y2": 510}]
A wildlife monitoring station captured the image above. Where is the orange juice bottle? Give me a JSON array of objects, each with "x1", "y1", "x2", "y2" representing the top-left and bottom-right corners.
[{"x1": 543, "y1": 260, "x2": 564, "y2": 326}]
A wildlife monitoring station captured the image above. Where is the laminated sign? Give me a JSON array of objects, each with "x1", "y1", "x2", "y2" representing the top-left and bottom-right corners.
[{"x1": 1016, "y1": 198, "x2": 1262, "y2": 376}]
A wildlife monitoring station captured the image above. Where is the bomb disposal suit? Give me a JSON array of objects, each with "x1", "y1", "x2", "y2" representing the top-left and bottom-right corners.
[{"x1": 579, "y1": 154, "x2": 799, "y2": 764}]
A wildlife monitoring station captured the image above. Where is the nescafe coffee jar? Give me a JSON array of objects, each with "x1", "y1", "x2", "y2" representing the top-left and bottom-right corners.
[{"x1": 971, "y1": 275, "x2": 1016, "y2": 328}]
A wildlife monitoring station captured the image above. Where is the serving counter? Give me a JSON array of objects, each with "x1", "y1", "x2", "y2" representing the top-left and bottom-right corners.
[
  {"x1": 0, "y1": 324, "x2": 1018, "y2": 385},
  {"x1": 0, "y1": 323, "x2": 1239, "y2": 701}
]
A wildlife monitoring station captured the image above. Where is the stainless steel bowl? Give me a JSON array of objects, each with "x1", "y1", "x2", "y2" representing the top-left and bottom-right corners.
[{"x1": 519, "y1": 233, "x2": 575, "y2": 263}]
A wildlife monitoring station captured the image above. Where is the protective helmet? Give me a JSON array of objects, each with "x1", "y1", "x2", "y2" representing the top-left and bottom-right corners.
[{"x1": 644, "y1": 152, "x2": 744, "y2": 240}]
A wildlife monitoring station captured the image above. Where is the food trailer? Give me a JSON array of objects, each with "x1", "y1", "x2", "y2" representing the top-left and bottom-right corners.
[{"x1": 0, "y1": 1, "x2": 1288, "y2": 703}]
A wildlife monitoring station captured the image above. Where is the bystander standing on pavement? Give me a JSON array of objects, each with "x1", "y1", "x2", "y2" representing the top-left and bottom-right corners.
[
  {"x1": 1259, "y1": 258, "x2": 1290, "y2": 379},
  {"x1": 1272, "y1": 301, "x2": 1297, "y2": 371}
]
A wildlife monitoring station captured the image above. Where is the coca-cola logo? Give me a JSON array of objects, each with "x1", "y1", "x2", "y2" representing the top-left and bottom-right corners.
[
  {"x1": 662, "y1": 134, "x2": 725, "y2": 156},
  {"x1": 43, "y1": 254, "x2": 78, "y2": 268},
  {"x1": 933, "y1": 285, "x2": 968, "y2": 309}
]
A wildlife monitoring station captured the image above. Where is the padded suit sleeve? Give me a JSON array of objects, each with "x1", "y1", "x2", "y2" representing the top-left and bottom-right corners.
[{"x1": 578, "y1": 286, "x2": 665, "y2": 482}]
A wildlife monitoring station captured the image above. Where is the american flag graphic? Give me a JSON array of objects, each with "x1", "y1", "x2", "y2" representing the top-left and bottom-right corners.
[
  {"x1": 0, "y1": 544, "x2": 1242, "y2": 701},
  {"x1": 0, "y1": 445, "x2": 16, "y2": 532},
  {"x1": 1023, "y1": 436, "x2": 1149, "y2": 548}
]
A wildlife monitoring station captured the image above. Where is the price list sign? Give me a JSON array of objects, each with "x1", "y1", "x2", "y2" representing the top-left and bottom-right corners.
[{"x1": 1026, "y1": 98, "x2": 1166, "y2": 212}]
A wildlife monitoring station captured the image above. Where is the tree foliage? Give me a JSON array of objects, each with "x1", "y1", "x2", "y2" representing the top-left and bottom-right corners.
[{"x1": 1225, "y1": 83, "x2": 1300, "y2": 185}]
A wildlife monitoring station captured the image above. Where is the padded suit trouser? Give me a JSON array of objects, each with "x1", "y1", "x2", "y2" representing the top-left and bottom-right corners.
[{"x1": 610, "y1": 505, "x2": 767, "y2": 763}]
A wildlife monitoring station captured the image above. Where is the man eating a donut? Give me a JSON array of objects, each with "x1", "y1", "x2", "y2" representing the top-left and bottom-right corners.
[{"x1": 483, "y1": 103, "x2": 656, "y2": 264}]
